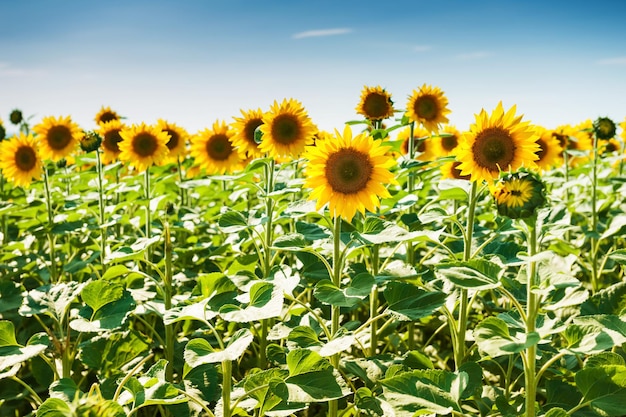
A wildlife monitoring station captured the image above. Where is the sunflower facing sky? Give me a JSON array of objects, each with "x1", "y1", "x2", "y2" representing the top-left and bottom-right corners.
[
  {"x1": 190, "y1": 120, "x2": 245, "y2": 174},
  {"x1": 94, "y1": 106, "x2": 121, "y2": 125},
  {"x1": 455, "y1": 102, "x2": 540, "y2": 184},
  {"x1": 405, "y1": 84, "x2": 451, "y2": 133},
  {"x1": 231, "y1": 108, "x2": 265, "y2": 158},
  {"x1": 304, "y1": 125, "x2": 396, "y2": 221},
  {"x1": 157, "y1": 119, "x2": 189, "y2": 163},
  {"x1": 0, "y1": 133, "x2": 43, "y2": 187},
  {"x1": 534, "y1": 126, "x2": 563, "y2": 170},
  {"x1": 97, "y1": 120, "x2": 125, "y2": 164},
  {"x1": 33, "y1": 115, "x2": 83, "y2": 162},
  {"x1": 118, "y1": 123, "x2": 170, "y2": 171},
  {"x1": 258, "y1": 99, "x2": 317, "y2": 159},
  {"x1": 355, "y1": 85, "x2": 395, "y2": 122}
]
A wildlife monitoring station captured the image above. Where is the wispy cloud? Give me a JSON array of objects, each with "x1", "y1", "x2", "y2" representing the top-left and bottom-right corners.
[
  {"x1": 413, "y1": 45, "x2": 432, "y2": 52},
  {"x1": 0, "y1": 62, "x2": 46, "y2": 77},
  {"x1": 455, "y1": 51, "x2": 492, "y2": 60},
  {"x1": 596, "y1": 56, "x2": 626, "y2": 66},
  {"x1": 292, "y1": 28, "x2": 352, "y2": 39}
]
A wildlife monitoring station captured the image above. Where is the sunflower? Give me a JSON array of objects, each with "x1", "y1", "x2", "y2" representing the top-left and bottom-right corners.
[
  {"x1": 594, "y1": 117, "x2": 616, "y2": 140},
  {"x1": 534, "y1": 126, "x2": 563, "y2": 170},
  {"x1": 355, "y1": 85, "x2": 395, "y2": 122},
  {"x1": 441, "y1": 161, "x2": 471, "y2": 180},
  {"x1": 0, "y1": 133, "x2": 43, "y2": 187},
  {"x1": 493, "y1": 171, "x2": 546, "y2": 220},
  {"x1": 97, "y1": 120, "x2": 125, "y2": 164},
  {"x1": 303, "y1": 125, "x2": 397, "y2": 221},
  {"x1": 157, "y1": 119, "x2": 188, "y2": 163},
  {"x1": 258, "y1": 99, "x2": 317, "y2": 159},
  {"x1": 33, "y1": 115, "x2": 83, "y2": 162},
  {"x1": 455, "y1": 102, "x2": 539, "y2": 184},
  {"x1": 405, "y1": 84, "x2": 451, "y2": 133},
  {"x1": 396, "y1": 125, "x2": 434, "y2": 161},
  {"x1": 94, "y1": 106, "x2": 121, "y2": 125},
  {"x1": 231, "y1": 108, "x2": 265, "y2": 158},
  {"x1": 0, "y1": 118, "x2": 6, "y2": 141},
  {"x1": 118, "y1": 123, "x2": 170, "y2": 171},
  {"x1": 600, "y1": 138, "x2": 621, "y2": 155},
  {"x1": 190, "y1": 120, "x2": 245, "y2": 174},
  {"x1": 435, "y1": 125, "x2": 461, "y2": 157}
]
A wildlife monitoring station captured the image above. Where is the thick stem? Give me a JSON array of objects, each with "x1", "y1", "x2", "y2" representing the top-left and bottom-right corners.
[
  {"x1": 144, "y1": 167, "x2": 151, "y2": 240},
  {"x1": 406, "y1": 121, "x2": 416, "y2": 350},
  {"x1": 222, "y1": 360, "x2": 232, "y2": 417},
  {"x1": 177, "y1": 157, "x2": 186, "y2": 207},
  {"x1": 590, "y1": 132, "x2": 600, "y2": 293},
  {"x1": 164, "y1": 222, "x2": 175, "y2": 382},
  {"x1": 369, "y1": 245, "x2": 380, "y2": 357},
  {"x1": 43, "y1": 166, "x2": 58, "y2": 282},
  {"x1": 524, "y1": 219, "x2": 539, "y2": 417},
  {"x1": 96, "y1": 150, "x2": 107, "y2": 273},
  {"x1": 329, "y1": 215, "x2": 343, "y2": 417}
]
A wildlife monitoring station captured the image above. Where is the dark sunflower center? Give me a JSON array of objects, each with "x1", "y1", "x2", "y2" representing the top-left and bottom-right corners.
[
  {"x1": 47, "y1": 125, "x2": 73, "y2": 150},
  {"x1": 553, "y1": 133, "x2": 567, "y2": 149},
  {"x1": 325, "y1": 148, "x2": 373, "y2": 194},
  {"x1": 245, "y1": 119, "x2": 264, "y2": 145},
  {"x1": 535, "y1": 138, "x2": 547, "y2": 161},
  {"x1": 99, "y1": 112, "x2": 118, "y2": 124},
  {"x1": 363, "y1": 93, "x2": 391, "y2": 120},
  {"x1": 472, "y1": 127, "x2": 516, "y2": 170},
  {"x1": 206, "y1": 134, "x2": 233, "y2": 161},
  {"x1": 164, "y1": 129, "x2": 179, "y2": 150},
  {"x1": 15, "y1": 146, "x2": 37, "y2": 171},
  {"x1": 103, "y1": 130, "x2": 122, "y2": 153},
  {"x1": 402, "y1": 137, "x2": 420, "y2": 154},
  {"x1": 441, "y1": 135, "x2": 458, "y2": 151},
  {"x1": 271, "y1": 115, "x2": 300, "y2": 144},
  {"x1": 132, "y1": 133, "x2": 158, "y2": 157},
  {"x1": 510, "y1": 189, "x2": 523, "y2": 196},
  {"x1": 605, "y1": 141, "x2": 618, "y2": 153},
  {"x1": 414, "y1": 95, "x2": 438, "y2": 120},
  {"x1": 452, "y1": 161, "x2": 471, "y2": 180}
]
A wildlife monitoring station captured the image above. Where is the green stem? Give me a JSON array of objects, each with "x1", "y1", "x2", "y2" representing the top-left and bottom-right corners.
[
  {"x1": 524, "y1": 218, "x2": 539, "y2": 417},
  {"x1": 177, "y1": 157, "x2": 186, "y2": 207},
  {"x1": 369, "y1": 245, "x2": 379, "y2": 357},
  {"x1": 163, "y1": 222, "x2": 175, "y2": 382},
  {"x1": 43, "y1": 165, "x2": 58, "y2": 283},
  {"x1": 405, "y1": 121, "x2": 417, "y2": 351},
  {"x1": 113, "y1": 354, "x2": 155, "y2": 402},
  {"x1": 10, "y1": 376, "x2": 44, "y2": 405},
  {"x1": 329, "y1": 215, "x2": 343, "y2": 417},
  {"x1": 144, "y1": 167, "x2": 151, "y2": 240},
  {"x1": 590, "y1": 132, "x2": 600, "y2": 293},
  {"x1": 222, "y1": 360, "x2": 232, "y2": 417},
  {"x1": 259, "y1": 158, "x2": 276, "y2": 369},
  {"x1": 96, "y1": 149, "x2": 107, "y2": 273}
]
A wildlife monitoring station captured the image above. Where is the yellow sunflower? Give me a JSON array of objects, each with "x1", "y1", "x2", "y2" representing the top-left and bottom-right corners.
[
  {"x1": 355, "y1": 85, "x2": 395, "y2": 122},
  {"x1": 118, "y1": 123, "x2": 170, "y2": 171},
  {"x1": 441, "y1": 161, "x2": 471, "y2": 181},
  {"x1": 600, "y1": 137, "x2": 622, "y2": 155},
  {"x1": 231, "y1": 108, "x2": 265, "y2": 158},
  {"x1": 258, "y1": 99, "x2": 317, "y2": 159},
  {"x1": 0, "y1": 133, "x2": 43, "y2": 187},
  {"x1": 434, "y1": 124, "x2": 461, "y2": 157},
  {"x1": 157, "y1": 119, "x2": 188, "y2": 164},
  {"x1": 620, "y1": 117, "x2": 626, "y2": 142},
  {"x1": 190, "y1": 120, "x2": 245, "y2": 174},
  {"x1": 94, "y1": 106, "x2": 121, "y2": 125},
  {"x1": 493, "y1": 171, "x2": 546, "y2": 219},
  {"x1": 455, "y1": 102, "x2": 539, "y2": 184},
  {"x1": 534, "y1": 126, "x2": 563, "y2": 171},
  {"x1": 396, "y1": 125, "x2": 434, "y2": 161},
  {"x1": 405, "y1": 84, "x2": 451, "y2": 133},
  {"x1": 33, "y1": 115, "x2": 83, "y2": 162},
  {"x1": 556, "y1": 122, "x2": 591, "y2": 167},
  {"x1": 97, "y1": 120, "x2": 125, "y2": 164},
  {"x1": 303, "y1": 125, "x2": 397, "y2": 221}
]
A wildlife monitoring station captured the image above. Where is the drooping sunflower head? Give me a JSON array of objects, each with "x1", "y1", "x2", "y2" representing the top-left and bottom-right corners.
[
  {"x1": 355, "y1": 85, "x2": 395, "y2": 122},
  {"x1": 190, "y1": 120, "x2": 245, "y2": 174},
  {"x1": 303, "y1": 125, "x2": 397, "y2": 221},
  {"x1": 231, "y1": 108, "x2": 265, "y2": 158},
  {"x1": 455, "y1": 102, "x2": 540, "y2": 184},
  {"x1": 33, "y1": 115, "x2": 83, "y2": 162},
  {"x1": 118, "y1": 122, "x2": 170, "y2": 171},
  {"x1": 405, "y1": 84, "x2": 451, "y2": 133},
  {"x1": 258, "y1": 99, "x2": 317, "y2": 159},
  {"x1": 97, "y1": 120, "x2": 125, "y2": 164},
  {"x1": 594, "y1": 117, "x2": 616, "y2": 140},
  {"x1": 493, "y1": 171, "x2": 546, "y2": 220},
  {"x1": 0, "y1": 133, "x2": 43, "y2": 187},
  {"x1": 80, "y1": 130, "x2": 103, "y2": 153},
  {"x1": 157, "y1": 119, "x2": 189, "y2": 163},
  {"x1": 441, "y1": 161, "x2": 471, "y2": 181},
  {"x1": 94, "y1": 106, "x2": 121, "y2": 125},
  {"x1": 396, "y1": 125, "x2": 433, "y2": 161},
  {"x1": 534, "y1": 126, "x2": 563, "y2": 171}
]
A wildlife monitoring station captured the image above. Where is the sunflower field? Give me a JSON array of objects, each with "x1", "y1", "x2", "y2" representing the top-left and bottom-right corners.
[{"x1": 1, "y1": 86, "x2": 626, "y2": 417}]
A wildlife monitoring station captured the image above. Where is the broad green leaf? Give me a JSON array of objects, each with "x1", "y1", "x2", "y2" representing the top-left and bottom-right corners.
[
  {"x1": 318, "y1": 334, "x2": 356, "y2": 357},
  {"x1": 49, "y1": 378, "x2": 80, "y2": 402},
  {"x1": 184, "y1": 328, "x2": 253, "y2": 366},
  {"x1": 383, "y1": 282, "x2": 446, "y2": 321},
  {"x1": 101, "y1": 264, "x2": 131, "y2": 280},
  {"x1": 219, "y1": 282, "x2": 283, "y2": 323},
  {"x1": 183, "y1": 364, "x2": 220, "y2": 403},
  {"x1": 357, "y1": 217, "x2": 442, "y2": 245},
  {"x1": 313, "y1": 273, "x2": 374, "y2": 307},
  {"x1": 273, "y1": 233, "x2": 308, "y2": 249},
  {"x1": 285, "y1": 369, "x2": 349, "y2": 402},
  {"x1": 19, "y1": 281, "x2": 85, "y2": 323},
  {"x1": 574, "y1": 315, "x2": 626, "y2": 346},
  {"x1": 608, "y1": 249, "x2": 626, "y2": 265},
  {"x1": 295, "y1": 221, "x2": 329, "y2": 241},
  {"x1": 563, "y1": 323, "x2": 617, "y2": 354},
  {"x1": 544, "y1": 408, "x2": 570, "y2": 417},
  {"x1": 581, "y1": 281, "x2": 626, "y2": 315},
  {"x1": 575, "y1": 365, "x2": 626, "y2": 416},
  {"x1": 81, "y1": 280, "x2": 124, "y2": 312},
  {"x1": 0, "y1": 344, "x2": 48, "y2": 372},
  {"x1": 218, "y1": 210, "x2": 249, "y2": 233},
  {"x1": 287, "y1": 349, "x2": 332, "y2": 376},
  {"x1": 380, "y1": 370, "x2": 460, "y2": 415},
  {"x1": 474, "y1": 316, "x2": 540, "y2": 357},
  {"x1": 36, "y1": 398, "x2": 73, "y2": 417},
  {"x1": 600, "y1": 214, "x2": 626, "y2": 240},
  {"x1": 0, "y1": 321, "x2": 18, "y2": 346},
  {"x1": 585, "y1": 352, "x2": 626, "y2": 368},
  {"x1": 163, "y1": 298, "x2": 218, "y2": 325},
  {"x1": 70, "y1": 290, "x2": 135, "y2": 332},
  {"x1": 355, "y1": 387, "x2": 386, "y2": 416},
  {"x1": 436, "y1": 259, "x2": 502, "y2": 289},
  {"x1": 0, "y1": 281, "x2": 23, "y2": 314},
  {"x1": 79, "y1": 330, "x2": 150, "y2": 377},
  {"x1": 287, "y1": 326, "x2": 322, "y2": 349}
]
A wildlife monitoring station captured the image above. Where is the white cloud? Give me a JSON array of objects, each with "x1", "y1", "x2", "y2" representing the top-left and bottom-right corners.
[
  {"x1": 413, "y1": 45, "x2": 432, "y2": 52},
  {"x1": 596, "y1": 57, "x2": 626, "y2": 65},
  {"x1": 0, "y1": 62, "x2": 46, "y2": 77},
  {"x1": 292, "y1": 28, "x2": 352, "y2": 39},
  {"x1": 455, "y1": 51, "x2": 492, "y2": 60}
]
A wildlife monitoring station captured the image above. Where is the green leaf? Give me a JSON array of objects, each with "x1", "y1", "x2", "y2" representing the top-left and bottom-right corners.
[
  {"x1": 19, "y1": 281, "x2": 85, "y2": 323},
  {"x1": 0, "y1": 344, "x2": 48, "y2": 372},
  {"x1": 295, "y1": 221, "x2": 330, "y2": 240},
  {"x1": 544, "y1": 408, "x2": 570, "y2": 417},
  {"x1": 380, "y1": 370, "x2": 460, "y2": 415},
  {"x1": 563, "y1": 323, "x2": 616, "y2": 354},
  {"x1": 313, "y1": 273, "x2": 374, "y2": 307},
  {"x1": 184, "y1": 328, "x2": 253, "y2": 366},
  {"x1": 575, "y1": 365, "x2": 626, "y2": 416},
  {"x1": 219, "y1": 282, "x2": 283, "y2": 323},
  {"x1": 581, "y1": 281, "x2": 626, "y2": 315},
  {"x1": 101, "y1": 264, "x2": 131, "y2": 280},
  {"x1": 70, "y1": 290, "x2": 135, "y2": 332},
  {"x1": 585, "y1": 352, "x2": 626, "y2": 368},
  {"x1": 183, "y1": 364, "x2": 220, "y2": 403},
  {"x1": 436, "y1": 259, "x2": 502, "y2": 289},
  {"x1": 474, "y1": 316, "x2": 540, "y2": 357},
  {"x1": 354, "y1": 387, "x2": 387, "y2": 416},
  {"x1": 49, "y1": 378, "x2": 80, "y2": 402},
  {"x1": 574, "y1": 315, "x2": 626, "y2": 346},
  {"x1": 357, "y1": 217, "x2": 442, "y2": 245},
  {"x1": 163, "y1": 298, "x2": 218, "y2": 325},
  {"x1": 218, "y1": 210, "x2": 249, "y2": 233},
  {"x1": 383, "y1": 282, "x2": 446, "y2": 321},
  {"x1": 287, "y1": 349, "x2": 332, "y2": 376},
  {"x1": 285, "y1": 369, "x2": 349, "y2": 402},
  {"x1": 287, "y1": 327, "x2": 322, "y2": 349},
  {"x1": 0, "y1": 321, "x2": 18, "y2": 346},
  {"x1": 36, "y1": 398, "x2": 73, "y2": 417},
  {"x1": 79, "y1": 330, "x2": 150, "y2": 377},
  {"x1": 81, "y1": 280, "x2": 124, "y2": 312},
  {"x1": 273, "y1": 233, "x2": 308, "y2": 249},
  {"x1": 608, "y1": 249, "x2": 626, "y2": 264}
]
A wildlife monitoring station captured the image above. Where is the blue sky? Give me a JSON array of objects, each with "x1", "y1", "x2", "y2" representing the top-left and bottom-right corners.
[{"x1": 2, "y1": 0, "x2": 626, "y2": 136}]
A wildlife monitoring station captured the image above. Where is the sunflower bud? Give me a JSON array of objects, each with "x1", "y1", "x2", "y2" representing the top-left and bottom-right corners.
[
  {"x1": 9, "y1": 109, "x2": 23, "y2": 125},
  {"x1": 80, "y1": 131, "x2": 102, "y2": 153},
  {"x1": 56, "y1": 158, "x2": 68, "y2": 169},
  {"x1": 593, "y1": 117, "x2": 616, "y2": 140},
  {"x1": 493, "y1": 171, "x2": 546, "y2": 220}
]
